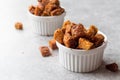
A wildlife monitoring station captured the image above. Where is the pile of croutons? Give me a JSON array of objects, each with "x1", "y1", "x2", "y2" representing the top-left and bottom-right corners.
[
  {"x1": 54, "y1": 20, "x2": 104, "y2": 50},
  {"x1": 29, "y1": 0, "x2": 65, "y2": 16}
]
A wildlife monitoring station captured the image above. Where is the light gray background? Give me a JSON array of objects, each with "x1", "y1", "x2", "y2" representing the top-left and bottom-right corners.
[{"x1": 0, "y1": 0, "x2": 120, "y2": 80}]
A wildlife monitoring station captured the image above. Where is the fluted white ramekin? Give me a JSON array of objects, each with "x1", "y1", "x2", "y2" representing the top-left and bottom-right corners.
[
  {"x1": 28, "y1": 11, "x2": 66, "y2": 36},
  {"x1": 56, "y1": 31, "x2": 107, "y2": 72}
]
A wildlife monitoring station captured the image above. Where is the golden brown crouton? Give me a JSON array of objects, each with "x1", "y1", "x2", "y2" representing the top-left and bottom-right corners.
[
  {"x1": 50, "y1": 0, "x2": 60, "y2": 6},
  {"x1": 65, "y1": 23, "x2": 77, "y2": 34},
  {"x1": 39, "y1": 46, "x2": 51, "y2": 57},
  {"x1": 38, "y1": 0, "x2": 42, "y2": 2},
  {"x1": 62, "y1": 20, "x2": 71, "y2": 29},
  {"x1": 40, "y1": 0, "x2": 50, "y2": 6},
  {"x1": 44, "y1": 3, "x2": 58, "y2": 13},
  {"x1": 49, "y1": 39, "x2": 58, "y2": 50},
  {"x1": 71, "y1": 24, "x2": 86, "y2": 40},
  {"x1": 50, "y1": 7, "x2": 64, "y2": 16},
  {"x1": 41, "y1": 11, "x2": 50, "y2": 16},
  {"x1": 92, "y1": 34, "x2": 104, "y2": 47},
  {"x1": 34, "y1": 6, "x2": 43, "y2": 16},
  {"x1": 86, "y1": 25, "x2": 98, "y2": 39},
  {"x1": 54, "y1": 29, "x2": 64, "y2": 44},
  {"x1": 29, "y1": 5, "x2": 35, "y2": 14},
  {"x1": 37, "y1": 2, "x2": 44, "y2": 11},
  {"x1": 78, "y1": 38, "x2": 94, "y2": 50},
  {"x1": 63, "y1": 33, "x2": 77, "y2": 48},
  {"x1": 61, "y1": 20, "x2": 71, "y2": 33},
  {"x1": 15, "y1": 22, "x2": 23, "y2": 30}
]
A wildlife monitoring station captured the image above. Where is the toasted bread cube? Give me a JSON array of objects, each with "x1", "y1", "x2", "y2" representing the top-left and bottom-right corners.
[
  {"x1": 65, "y1": 23, "x2": 76, "y2": 34},
  {"x1": 43, "y1": 3, "x2": 58, "y2": 16},
  {"x1": 41, "y1": 0, "x2": 49, "y2": 6},
  {"x1": 63, "y1": 33, "x2": 77, "y2": 48},
  {"x1": 37, "y1": 2, "x2": 44, "y2": 11},
  {"x1": 86, "y1": 25, "x2": 98, "y2": 39},
  {"x1": 62, "y1": 20, "x2": 71, "y2": 29},
  {"x1": 38, "y1": 0, "x2": 49, "y2": 6},
  {"x1": 54, "y1": 29, "x2": 64, "y2": 44},
  {"x1": 39, "y1": 46, "x2": 51, "y2": 57},
  {"x1": 106, "y1": 63, "x2": 118, "y2": 72},
  {"x1": 50, "y1": 7, "x2": 64, "y2": 16},
  {"x1": 78, "y1": 38, "x2": 93, "y2": 50},
  {"x1": 42, "y1": 11, "x2": 50, "y2": 16},
  {"x1": 61, "y1": 21, "x2": 76, "y2": 34},
  {"x1": 71, "y1": 24, "x2": 86, "y2": 40},
  {"x1": 50, "y1": 0, "x2": 60, "y2": 6},
  {"x1": 49, "y1": 39, "x2": 58, "y2": 50},
  {"x1": 44, "y1": 3, "x2": 58, "y2": 13},
  {"x1": 62, "y1": 20, "x2": 71, "y2": 33},
  {"x1": 29, "y1": 5, "x2": 35, "y2": 14},
  {"x1": 38, "y1": 0, "x2": 42, "y2": 2},
  {"x1": 15, "y1": 22, "x2": 23, "y2": 30},
  {"x1": 34, "y1": 6, "x2": 43, "y2": 16},
  {"x1": 92, "y1": 34, "x2": 104, "y2": 47}
]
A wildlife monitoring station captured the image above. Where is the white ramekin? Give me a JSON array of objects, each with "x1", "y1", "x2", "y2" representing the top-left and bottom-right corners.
[
  {"x1": 28, "y1": 11, "x2": 66, "y2": 36},
  {"x1": 56, "y1": 31, "x2": 107, "y2": 72}
]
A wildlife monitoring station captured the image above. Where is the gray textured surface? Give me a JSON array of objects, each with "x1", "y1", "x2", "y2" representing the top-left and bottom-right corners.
[{"x1": 0, "y1": 0, "x2": 120, "y2": 80}]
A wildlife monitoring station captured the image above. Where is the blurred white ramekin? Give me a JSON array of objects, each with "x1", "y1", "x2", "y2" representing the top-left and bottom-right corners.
[{"x1": 28, "y1": 11, "x2": 66, "y2": 35}]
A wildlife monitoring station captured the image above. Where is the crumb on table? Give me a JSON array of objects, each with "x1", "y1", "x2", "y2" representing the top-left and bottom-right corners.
[
  {"x1": 39, "y1": 46, "x2": 51, "y2": 57},
  {"x1": 15, "y1": 22, "x2": 23, "y2": 30},
  {"x1": 106, "y1": 63, "x2": 119, "y2": 72}
]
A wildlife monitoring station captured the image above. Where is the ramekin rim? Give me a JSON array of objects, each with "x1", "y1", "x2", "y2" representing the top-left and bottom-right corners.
[{"x1": 28, "y1": 10, "x2": 66, "y2": 18}]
